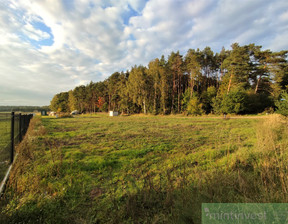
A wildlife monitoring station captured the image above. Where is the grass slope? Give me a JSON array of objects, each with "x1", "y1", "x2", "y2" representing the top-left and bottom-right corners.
[{"x1": 1, "y1": 114, "x2": 287, "y2": 223}]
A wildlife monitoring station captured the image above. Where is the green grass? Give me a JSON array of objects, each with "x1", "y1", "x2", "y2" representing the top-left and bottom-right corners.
[
  {"x1": 1, "y1": 114, "x2": 287, "y2": 223},
  {"x1": 0, "y1": 114, "x2": 11, "y2": 181}
]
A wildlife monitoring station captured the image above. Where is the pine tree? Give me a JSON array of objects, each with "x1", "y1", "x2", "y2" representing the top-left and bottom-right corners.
[
  {"x1": 68, "y1": 90, "x2": 77, "y2": 112},
  {"x1": 127, "y1": 66, "x2": 151, "y2": 114}
]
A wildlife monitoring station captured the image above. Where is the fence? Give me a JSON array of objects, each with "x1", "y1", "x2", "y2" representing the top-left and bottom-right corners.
[{"x1": 0, "y1": 112, "x2": 33, "y2": 183}]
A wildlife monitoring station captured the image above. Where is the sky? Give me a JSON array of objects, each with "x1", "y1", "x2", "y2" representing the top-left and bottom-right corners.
[{"x1": 0, "y1": 0, "x2": 288, "y2": 106}]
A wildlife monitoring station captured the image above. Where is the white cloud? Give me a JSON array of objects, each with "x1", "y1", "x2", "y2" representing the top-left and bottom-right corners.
[
  {"x1": 0, "y1": 0, "x2": 288, "y2": 105},
  {"x1": 22, "y1": 23, "x2": 50, "y2": 41}
]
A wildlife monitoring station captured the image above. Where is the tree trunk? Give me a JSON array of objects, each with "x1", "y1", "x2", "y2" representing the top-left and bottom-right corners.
[
  {"x1": 178, "y1": 74, "x2": 181, "y2": 113},
  {"x1": 227, "y1": 73, "x2": 233, "y2": 94},
  {"x1": 190, "y1": 71, "x2": 194, "y2": 98},
  {"x1": 143, "y1": 100, "x2": 147, "y2": 114},
  {"x1": 255, "y1": 75, "x2": 262, "y2": 94},
  {"x1": 172, "y1": 79, "x2": 176, "y2": 113},
  {"x1": 178, "y1": 90, "x2": 180, "y2": 113},
  {"x1": 108, "y1": 95, "x2": 111, "y2": 111},
  {"x1": 220, "y1": 63, "x2": 223, "y2": 81},
  {"x1": 227, "y1": 67, "x2": 234, "y2": 94},
  {"x1": 154, "y1": 83, "x2": 157, "y2": 114}
]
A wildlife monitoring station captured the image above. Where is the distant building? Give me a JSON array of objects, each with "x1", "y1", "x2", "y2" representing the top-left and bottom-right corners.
[
  {"x1": 71, "y1": 110, "x2": 79, "y2": 115},
  {"x1": 49, "y1": 111, "x2": 56, "y2": 116},
  {"x1": 41, "y1": 110, "x2": 47, "y2": 116},
  {"x1": 109, "y1": 111, "x2": 118, "y2": 116}
]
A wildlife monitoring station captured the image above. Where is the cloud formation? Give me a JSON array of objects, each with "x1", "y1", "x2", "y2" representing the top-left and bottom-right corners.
[{"x1": 0, "y1": 0, "x2": 287, "y2": 105}]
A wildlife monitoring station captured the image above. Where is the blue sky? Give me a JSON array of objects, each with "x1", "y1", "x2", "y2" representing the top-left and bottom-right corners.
[{"x1": 0, "y1": 0, "x2": 288, "y2": 106}]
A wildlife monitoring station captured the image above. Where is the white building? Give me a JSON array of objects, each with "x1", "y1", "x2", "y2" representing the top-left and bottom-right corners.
[{"x1": 109, "y1": 111, "x2": 118, "y2": 116}]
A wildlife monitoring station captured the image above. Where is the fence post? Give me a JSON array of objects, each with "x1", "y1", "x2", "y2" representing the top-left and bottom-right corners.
[
  {"x1": 10, "y1": 112, "x2": 15, "y2": 164},
  {"x1": 19, "y1": 113, "x2": 22, "y2": 142},
  {"x1": 25, "y1": 115, "x2": 28, "y2": 133}
]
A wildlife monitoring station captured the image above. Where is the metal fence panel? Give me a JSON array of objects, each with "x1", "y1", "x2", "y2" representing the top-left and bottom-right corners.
[{"x1": 0, "y1": 113, "x2": 33, "y2": 182}]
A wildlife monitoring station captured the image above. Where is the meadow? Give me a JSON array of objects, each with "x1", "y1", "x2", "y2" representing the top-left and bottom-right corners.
[
  {"x1": 0, "y1": 113, "x2": 11, "y2": 181},
  {"x1": 0, "y1": 113, "x2": 287, "y2": 223}
]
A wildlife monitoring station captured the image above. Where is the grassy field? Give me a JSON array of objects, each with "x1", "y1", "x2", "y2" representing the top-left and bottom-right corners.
[
  {"x1": 0, "y1": 114, "x2": 288, "y2": 223},
  {"x1": 0, "y1": 113, "x2": 11, "y2": 181}
]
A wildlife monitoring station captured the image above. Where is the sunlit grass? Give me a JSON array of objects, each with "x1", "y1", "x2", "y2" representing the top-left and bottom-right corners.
[{"x1": 1, "y1": 114, "x2": 287, "y2": 223}]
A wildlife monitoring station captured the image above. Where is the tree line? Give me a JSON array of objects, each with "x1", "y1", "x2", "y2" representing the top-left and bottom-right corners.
[
  {"x1": 0, "y1": 106, "x2": 50, "y2": 112},
  {"x1": 50, "y1": 43, "x2": 288, "y2": 115}
]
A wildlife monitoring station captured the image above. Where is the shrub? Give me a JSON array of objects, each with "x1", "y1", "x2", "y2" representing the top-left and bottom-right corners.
[
  {"x1": 58, "y1": 113, "x2": 72, "y2": 118},
  {"x1": 276, "y1": 91, "x2": 288, "y2": 116},
  {"x1": 245, "y1": 92, "x2": 274, "y2": 114},
  {"x1": 201, "y1": 86, "x2": 217, "y2": 114},
  {"x1": 187, "y1": 96, "x2": 204, "y2": 115},
  {"x1": 212, "y1": 89, "x2": 247, "y2": 114}
]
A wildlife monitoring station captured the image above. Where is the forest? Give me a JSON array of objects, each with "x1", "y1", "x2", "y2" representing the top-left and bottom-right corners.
[{"x1": 50, "y1": 43, "x2": 288, "y2": 115}]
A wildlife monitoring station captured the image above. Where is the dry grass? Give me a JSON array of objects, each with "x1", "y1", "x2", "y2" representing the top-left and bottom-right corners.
[{"x1": 255, "y1": 114, "x2": 288, "y2": 201}]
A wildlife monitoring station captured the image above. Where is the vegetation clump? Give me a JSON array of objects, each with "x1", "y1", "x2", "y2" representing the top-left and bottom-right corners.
[{"x1": 276, "y1": 91, "x2": 288, "y2": 116}]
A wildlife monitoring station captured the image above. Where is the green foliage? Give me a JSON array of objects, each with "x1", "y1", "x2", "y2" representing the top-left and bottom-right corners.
[
  {"x1": 168, "y1": 51, "x2": 184, "y2": 113},
  {"x1": 73, "y1": 85, "x2": 87, "y2": 113},
  {"x1": 276, "y1": 91, "x2": 288, "y2": 116},
  {"x1": 147, "y1": 58, "x2": 168, "y2": 114},
  {"x1": 245, "y1": 92, "x2": 274, "y2": 114},
  {"x1": 187, "y1": 96, "x2": 204, "y2": 115},
  {"x1": 106, "y1": 72, "x2": 121, "y2": 111},
  {"x1": 181, "y1": 88, "x2": 192, "y2": 111},
  {"x1": 213, "y1": 88, "x2": 247, "y2": 114},
  {"x1": 68, "y1": 90, "x2": 77, "y2": 112},
  {"x1": 49, "y1": 43, "x2": 288, "y2": 115},
  {"x1": 127, "y1": 65, "x2": 151, "y2": 114},
  {"x1": 185, "y1": 49, "x2": 202, "y2": 96},
  {"x1": 50, "y1": 92, "x2": 69, "y2": 112},
  {"x1": 201, "y1": 86, "x2": 217, "y2": 113}
]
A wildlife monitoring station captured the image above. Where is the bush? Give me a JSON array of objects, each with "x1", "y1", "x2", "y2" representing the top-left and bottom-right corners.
[
  {"x1": 276, "y1": 91, "x2": 288, "y2": 116},
  {"x1": 187, "y1": 96, "x2": 204, "y2": 115},
  {"x1": 212, "y1": 89, "x2": 247, "y2": 114},
  {"x1": 58, "y1": 113, "x2": 72, "y2": 118},
  {"x1": 201, "y1": 86, "x2": 217, "y2": 114},
  {"x1": 245, "y1": 92, "x2": 274, "y2": 114}
]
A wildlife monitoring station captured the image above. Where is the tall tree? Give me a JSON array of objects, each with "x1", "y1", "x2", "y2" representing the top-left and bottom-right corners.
[
  {"x1": 168, "y1": 51, "x2": 184, "y2": 113},
  {"x1": 267, "y1": 51, "x2": 288, "y2": 98},
  {"x1": 73, "y1": 85, "x2": 87, "y2": 113},
  {"x1": 50, "y1": 92, "x2": 69, "y2": 112},
  {"x1": 220, "y1": 43, "x2": 252, "y2": 95},
  {"x1": 200, "y1": 47, "x2": 217, "y2": 88},
  {"x1": 127, "y1": 66, "x2": 151, "y2": 114},
  {"x1": 215, "y1": 47, "x2": 230, "y2": 85},
  {"x1": 159, "y1": 55, "x2": 169, "y2": 114},
  {"x1": 185, "y1": 49, "x2": 202, "y2": 97},
  {"x1": 68, "y1": 90, "x2": 77, "y2": 112},
  {"x1": 148, "y1": 58, "x2": 163, "y2": 114},
  {"x1": 106, "y1": 72, "x2": 121, "y2": 111},
  {"x1": 118, "y1": 72, "x2": 132, "y2": 114}
]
